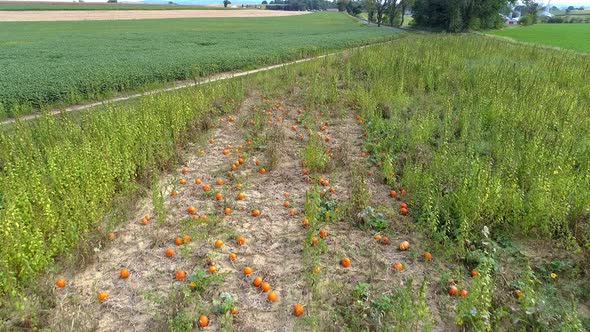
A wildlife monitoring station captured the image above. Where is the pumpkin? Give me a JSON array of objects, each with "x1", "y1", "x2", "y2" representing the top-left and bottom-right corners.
[
  {"x1": 302, "y1": 218, "x2": 309, "y2": 228},
  {"x1": 361, "y1": 151, "x2": 366, "y2": 157},
  {"x1": 341, "y1": 257, "x2": 351, "y2": 267},
  {"x1": 514, "y1": 289, "x2": 523, "y2": 299},
  {"x1": 390, "y1": 191, "x2": 397, "y2": 198},
  {"x1": 243, "y1": 266, "x2": 253, "y2": 275},
  {"x1": 423, "y1": 252, "x2": 433, "y2": 261},
  {"x1": 56, "y1": 278, "x2": 66, "y2": 288},
  {"x1": 253, "y1": 276, "x2": 263, "y2": 287},
  {"x1": 237, "y1": 192, "x2": 245, "y2": 200},
  {"x1": 283, "y1": 201, "x2": 290, "y2": 208},
  {"x1": 302, "y1": 169, "x2": 309, "y2": 175},
  {"x1": 293, "y1": 304, "x2": 305, "y2": 316},
  {"x1": 252, "y1": 209, "x2": 261, "y2": 217},
  {"x1": 400, "y1": 208, "x2": 408, "y2": 216},
  {"x1": 228, "y1": 252, "x2": 237, "y2": 261},
  {"x1": 216, "y1": 179, "x2": 223, "y2": 186},
  {"x1": 141, "y1": 217, "x2": 148, "y2": 225},
  {"x1": 224, "y1": 207, "x2": 231, "y2": 215},
  {"x1": 311, "y1": 237, "x2": 319, "y2": 245},
  {"x1": 107, "y1": 232, "x2": 116, "y2": 239},
  {"x1": 120, "y1": 268, "x2": 129, "y2": 279},
  {"x1": 401, "y1": 189, "x2": 407, "y2": 195},
  {"x1": 400, "y1": 203, "x2": 408, "y2": 209},
  {"x1": 181, "y1": 168, "x2": 189, "y2": 174},
  {"x1": 291, "y1": 125, "x2": 297, "y2": 131},
  {"x1": 236, "y1": 236, "x2": 246, "y2": 246},
  {"x1": 175, "y1": 270, "x2": 186, "y2": 280},
  {"x1": 203, "y1": 185, "x2": 211, "y2": 192},
  {"x1": 215, "y1": 192, "x2": 222, "y2": 200},
  {"x1": 459, "y1": 289, "x2": 468, "y2": 297},
  {"x1": 392, "y1": 262, "x2": 404, "y2": 271},
  {"x1": 313, "y1": 266, "x2": 321, "y2": 274},
  {"x1": 399, "y1": 241, "x2": 410, "y2": 251},
  {"x1": 209, "y1": 139, "x2": 215, "y2": 144},
  {"x1": 199, "y1": 149, "x2": 205, "y2": 155},
  {"x1": 381, "y1": 236, "x2": 390, "y2": 245},
  {"x1": 448, "y1": 286, "x2": 458, "y2": 296},
  {"x1": 284, "y1": 192, "x2": 289, "y2": 198},
  {"x1": 268, "y1": 291, "x2": 278, "y2": 302},
  {"x1": 179, "y1": 179, "x2": 186, "y2": 185},
  {"x1": 223, "y1": 149, "x2": 229, "y2": 155},
  {"x1": 374, "y1": 234, "x2": 382, "y2": 241},
  {"x1": 255, "y1": 159, "x2": 261, "y2": 166},
  {"x1": 236, "y1": 183, "x2": 243, "y2": 189},
  {"x1": 198, "y1": 315, "x2": 209, "y2": 328},
  {"x1": 319, "y1": 229, "x2": 328, "y2": 238},
  {"x1": 195, "y1": 178, "x2": 202, "y2": 185},
  {"x1": 208, "y1": 266, "x2": 217, "y2": 273},
  {"x1": 289, "y1": 208, "x2": 296, "y2": 215},
  {"x1": 471, "y1": 269, "x2": 478, "y2": 277},
  {"x1": 174, "y1": 237, "x2": 183, "y2": 246},
  {"x1": 187, "y1": 206, "x2": 196, "y2": 214},
  {"x1": 259, "y1": 168, "x2": 266, "y2": 174},
  {"x1": 261, "y1": 282, "x2": 271, "y2": 292},
  {"x1": 97, "y1": 291, "x2": 109, "y2": 302},
  {"x1": 247, "y1": 139, "x2": 252, "y2": 145},
  {"x1": 230, "y1": 308, "x2": 237, "y2": 315},
  {"x1": 183, "y1": 235, "x2": 192, "y2": 243},
  {"x1": 325, "y1": 136, "x2": 331, "y2": 142},
  {"x1": 165, "y1": 248, "x2": 175, "y2": 257},
  {"x1": 171, "y1": 191, "x2": 178, "y2": 197}
]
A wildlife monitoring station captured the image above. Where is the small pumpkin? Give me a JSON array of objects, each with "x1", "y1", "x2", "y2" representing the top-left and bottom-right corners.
[
  {"x1": 252, "y1": 209, "x2": 261, "y2": 217},
  {"x1": 56, "y1": 278, "x2": 66, "y2": 288},
  {"x1": 253, "y1": 276, "x2": 263, "y2": 287},
  {"x1": 261, "y1": 282, "x2": 271, "y2": 292},
  {"x1": 228, "y1": 252, "x2": 237, "y2": 261},
  {"x1": 341, "y1": 257, "x2": 351, "y2": 267},
  {"x1": 236, "y1": 236, "x2": 246, "y2": 246},
  {"x1": 175, "y1": 237, "x2": 183, "y2": 246},
  {"x1": 195, "y1": 178, "x2": 202, "y2": 185},
  {"x1": 179, "y1": 179, "x2": 186, "y2": 185},
  {"x1": 423, "y1": 252, "x2": 433, "y2": 261},
  {"x1": 311, "y1": 237, "x2": 319, "y2": 245},
  {"x1": 224, "y1": 207, "x2": 231, "y2": 215},
  {"x1": 243, "y1": 266, "x2": 253, "y2": 275},
  {"x1": 120, "y1": 268, "x2": 129, "y2": 279},
  {"x1": 399, "y1": 241, "x2": 410, "y2": 251},
  {"x1": 216, "y1": 179, "x2": 223, "y2": 186},
  {"x1": 175, "y1": 270, "x2": 186, "y2": 280},
  {"x1": 293, "y1": 304, "x2": 305, "y2": 317},
  {"x1": 97, "y1": 291, "x2": 109, "y2": 302},
  {"x1": 208, "y1": 266, "x2": 217, "y2": 273},
  {"x1": 267, "y1": 291, "x2": 278, "y2": 302},
  {"x1": 448, "y1": 286, "x2": 458, "y2": 296},
  {"x1": 198, "y1": 315, "x2": 209, "y2": 328},
  {"x1": 237, "y1": 192, "x2": 245, "y2": 200},
  {"x1": 214, "y1": 240, "x2": 224, "y2": 248},
  {"x1": 215, "y1": 192, "x2": 222, "y2": 200},
  {"x1": 319, "y1": 229, "x2": 328, "y2": 239},
  {"x1": 459, "y1": 289, "x2": 468, "y2": 297},
  {"x1": 392, "y1": 262, "x2": 404, "y2": 271},
  {"x1": 203, "y1": 185, "x2": 211, "y2": 192},
  {"x1": 259, "y1": 168, "x2": 266, "y2": 174},
  {"x1": 165, "y1": 248, "x2": 175, "y2": 257}
]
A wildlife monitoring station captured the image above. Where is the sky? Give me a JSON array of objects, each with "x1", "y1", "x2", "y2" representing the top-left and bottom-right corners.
[{"x1": 6, "y1": 0, "x2": 590, "y2": 6}]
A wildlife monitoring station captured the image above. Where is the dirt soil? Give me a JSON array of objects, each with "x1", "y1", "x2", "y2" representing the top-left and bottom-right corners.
[
  {"x1": 0, "y1": 10, "x2": 308, "y2": 22},
  {"x1": 45, "y1": 89, "x2": 450, "y2": 331}
]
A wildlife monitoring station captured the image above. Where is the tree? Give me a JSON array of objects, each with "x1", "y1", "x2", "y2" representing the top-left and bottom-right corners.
[
  {"x1": 106, "y1": 0, "x2": 117, "y2": 3},
  {"x1": 262, "y1": 0, "x2": 268, "y2": 4},
  {"x1": 337, "y1": 0, "x2": 349, "y2": 11},
  {"x1": 413, "y1": 0, "x2": 510, "y2": 32},
  {"x1": 223, "y1": 0, "x2": 231, "y2": 7}
]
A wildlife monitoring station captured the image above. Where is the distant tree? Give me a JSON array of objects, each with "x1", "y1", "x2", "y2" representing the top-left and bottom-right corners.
[
  {"x1": 413, "y1": 0, "x2": 509, "y2": 32},
  {"x1": 364, "y1": 0, "x2": 376, "y2": 22},
  {"x1": 223, "y1": 0, "x2": 231, "y2": 7},
  {"x1": 106, "y1": 0, "x2": 117, "y2": 3},
  {"x1": 337, "y1": 0, "x2": 348, "y2": 11},
  {"x1": 262, "y1": 0, "x2": 268, "y2": 4},
  {"x1": 579, "y1": 6, "x2": 585, "y2": 10},
  {"x1": 346, "y1": 0, "x2": 363, "y2": 15}
]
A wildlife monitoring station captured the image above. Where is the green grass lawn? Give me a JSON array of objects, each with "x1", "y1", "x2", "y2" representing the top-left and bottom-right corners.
[
  {"x1": 0, "y1": 12, "x2": 400, "y2": 118},
  {"x1": 0, "y1": 2, "x2": 230, "y2": 10},
  {"x1": 489, "y1": 24, "x2": 590, "y2": 53}
]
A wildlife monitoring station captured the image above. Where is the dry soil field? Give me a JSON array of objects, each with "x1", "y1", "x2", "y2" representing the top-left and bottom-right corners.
[{"x1": 0, "y1": 9, "x2": 308, "y2": 22}]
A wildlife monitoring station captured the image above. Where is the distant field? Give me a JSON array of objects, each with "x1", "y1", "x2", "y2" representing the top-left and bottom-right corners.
[
  {"x1": 489, "y1": 24, "x2": 590, "y2": 53},
  {"x1": 0, "y1": 2, "x2": 229, "y2": 10},
  {"x1": 0, "y1": 13, "x2": 400, "y2": 117}
]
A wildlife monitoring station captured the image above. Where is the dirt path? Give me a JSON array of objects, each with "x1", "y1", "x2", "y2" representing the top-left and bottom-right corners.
[{"x1": 0, "y1": 9, "x2": 307, "y2": 22}]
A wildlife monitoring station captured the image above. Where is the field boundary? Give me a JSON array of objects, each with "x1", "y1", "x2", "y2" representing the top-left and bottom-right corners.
[{"x1": 0, "y1": 37, "x2": 404, "y2": 126}]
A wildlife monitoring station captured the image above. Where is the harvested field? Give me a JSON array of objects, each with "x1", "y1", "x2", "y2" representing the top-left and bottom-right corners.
[{"x1": 0, "y1": 9, "x2": 307, "y2": 22}]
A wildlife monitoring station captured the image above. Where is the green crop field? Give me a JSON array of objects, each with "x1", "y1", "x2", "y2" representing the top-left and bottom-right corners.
[
  {"x1": 0, "y1": 2, "x2": 230, "y2": 10},
  {"x1": 489, "y1": 24, "x2": 590, "y2": 53},
  {"x1": 0, "y1": 12, "x2": 399, "y2": 119}
]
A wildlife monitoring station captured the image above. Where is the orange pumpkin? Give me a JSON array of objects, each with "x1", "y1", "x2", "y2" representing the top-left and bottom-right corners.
[
  {"x1": 187, "y1": 206, "x2": 196, "y2": 214},
  {"x1": 120, "y1": 268, "x2": 129, "y2": 279},
  {"x1": 175, "y1": 237, "x2": 183, "y2": 246},
  {"x1": 165, "y1": 248, "x2": 174, "y2": 257},
  {"x1": 399, "y1": 241, "x2": 410, "y2": 251},
  {"x1": 97, "y1": 291, "x2": 109, "y2": 302},
  {"x1": 459, "y1": 289, "x2": 468, "y2": 297},
  {"x1": 313, "y1": 266, "x2": 321, "y2": 274},
  {"x1": 243, "y1": 266, "x2": 253, "y2": 275},
  {"x1": 268, "y1": 291, "x2": 278, "y2": 302},
  {"x1": 400, "y1": 208, "x2": 408, "y2": 216},
  {"x1": 224, "y1": 207, "x2": 231, "y2": 215},
  {"x1": 203, "y1": 185, "x2": 211, "y2": 192},
  {"x1": 237, "y1": 192, "x2": 245, "y2": 200},
  {"x1": 423, "y1": 252, "x2": 433, "y2": 261},
  {"x1": 448, "y1": 286, "x2": 458, "y2": 296},
  {"x1": 289, "y1": 208, "x2": 296, "y2": 215},
  {"x1": 293, "y1": 304, "x2": 305, "y2": 316},
  {"x1": 374, "y1": 234, "x2": 382, "y2": 241},
  {"x1": 319, "y1": 229, "x2": 328, "y2": 238},
  {"x1": 179, "y1": 179, "x2": 186, "y2": 185},
  {"x1": 283, "y1": 201, "x2": 290, "y2": 208},
  {"x1": 208, "y1": 266, "x2": 217, "y2": 273},
  {"x1": 311, "y1": 237, "x2": 319, "y2": 245},
  {"x1": 195, "y1": 178, "x2": 202, "y2": 185},
  {"x1": 471, "y1": 269, "x2": 478, "y2": 277},
  {"x1": 390, "y1": 191, "x2": 397, "y2": 198},
  {"x1": 56, "y1": 278, "x2": 66, "y2": 288},
  {"x1": 252, "y1": 209, "x2": 261, "y2": 217},
  {"x1": 261, "y1": 282, "x2": 271, "y2": 292},
  {"x1": 183, "y1": 235, "x2": 192, "y2": 243},
  {"x1": 302, "y1": 218, "x2": 309, "y2": 228},
  {"x1": 253, "y1": 276, "x2": 263, "y2": 287},
  {"x1": 236, "y1": 236, "x2": 246, "y2": 246},
  {"x1": 107, "y1": 232, "x2": 116, "y2": 239},
  {"x1": 228, "y1": 252, "x2": 237, "y2": 261},
  {"x1": 215, "y1": 192, "x2": 222, "y2": 200},
  {"x1": 198, "y1": 315, "x2": 209, "y2": 328},
  {"x1": 216, "y1": 179, "x2": 223, "y2": 186},
  {"x1": 400, "y1": 203, "x2": 408, "y2": 209},
  {"x1": 171, "y1": 191, "x2": 178, "y2": 197},
  {"x1": 230, "y1": 308, "x2": 237, "y2": 315},
  {"x1": 341, "y1": 257, "x2": 351, "y2": 267},
  {"x1": 392, "y1": 262, "x2": 404, "y2": 271},
  {"x1": 175, "y1": 270, "x2": 186, "y2": 280},
  {"x1": 214, "y1": 240, "x2": 224, "y2": 248},
  {"x1": 181, "y1": 168, "x2": 189, "y2": 174}
]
